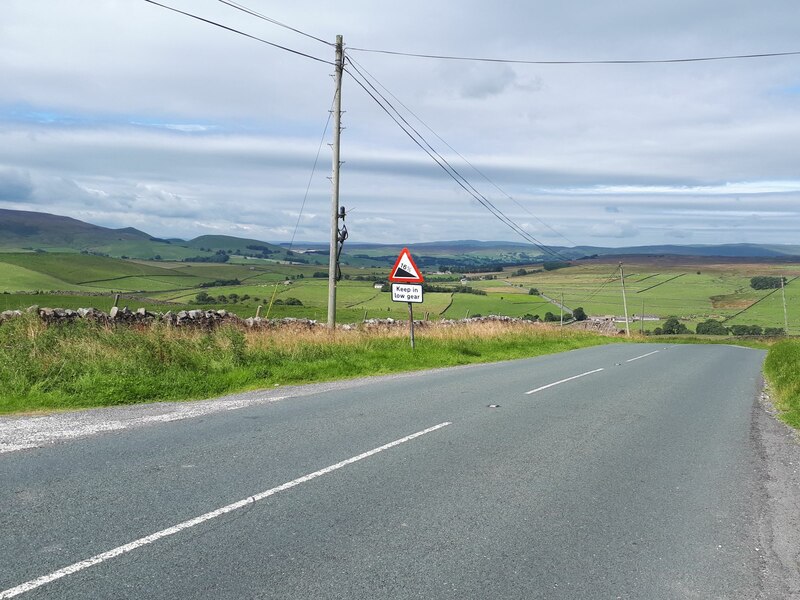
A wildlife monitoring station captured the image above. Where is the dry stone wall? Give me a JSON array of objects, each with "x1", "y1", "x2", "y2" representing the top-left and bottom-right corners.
[{"x1": 0, "y1": 306, "x2": 551, "y2": 330}]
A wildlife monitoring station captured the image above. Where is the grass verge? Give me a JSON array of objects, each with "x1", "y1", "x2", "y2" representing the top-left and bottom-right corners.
[
  {"x1": 1, "y1": 315, "x2": 614, "y2": 414},
  {"x1": 763, "y1": 339, "x2": 800, "y2": 429}
]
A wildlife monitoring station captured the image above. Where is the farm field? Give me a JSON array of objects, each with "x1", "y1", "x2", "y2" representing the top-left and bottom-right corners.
[{"x1": 1, "y1": 252, "x2": 799, "y2": 332}]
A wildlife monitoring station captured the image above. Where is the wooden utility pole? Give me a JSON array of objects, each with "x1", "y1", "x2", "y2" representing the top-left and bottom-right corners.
[
  {"x1": 620, "y1": 263, "x2": 630, "y2": 337},
  {"x1": 640, "y1": 299, "x2": 645, "y2": 335},
  {"x1": 327, "y1": 35, "x2": 344, "y2": 330},
  {"x1": 781, "y1": 276, "x2": 789, "y2": 334}
]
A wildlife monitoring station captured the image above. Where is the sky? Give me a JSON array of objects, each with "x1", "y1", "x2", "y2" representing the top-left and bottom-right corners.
[{"x1": 1, "y1": 0, "x2": 799, "y2": 248}]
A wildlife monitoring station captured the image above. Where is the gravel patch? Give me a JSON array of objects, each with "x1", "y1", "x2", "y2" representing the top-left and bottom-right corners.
[
  {"x1": 0, "y1": 367, "x2": 473, "y2": 454},
  {"x1": 755, "y1": 387, "x2": 800, "y2": 599}
]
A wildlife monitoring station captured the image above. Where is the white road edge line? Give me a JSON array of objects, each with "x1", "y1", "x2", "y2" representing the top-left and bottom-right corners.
[
  {"x1": 626, "y1": 350, "x2": 660, "y2": 363},
  {"x1": 525, "y1": 368, "x2": 604, "y2": 395},
  {"x1": 0, "y1": 421, "x2": 452, "y2": 599}
]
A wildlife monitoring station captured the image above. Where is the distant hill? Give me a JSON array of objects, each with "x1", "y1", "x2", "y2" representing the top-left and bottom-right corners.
[
  {"x1": 0, "y1": 208, "x2": 151, "y2": 249},
  {"x1": 571, "y1": 243, "x2": 800, "y2": 259},
  {"x1": 184, "y1": 235, "x2": 284, "y2": 254},
  {"x1": 1, "y1": 208, "x2": 798, "y2": 264},
  {"x1": 0, "y1": 209, "x2": 323, "y2": 263}
]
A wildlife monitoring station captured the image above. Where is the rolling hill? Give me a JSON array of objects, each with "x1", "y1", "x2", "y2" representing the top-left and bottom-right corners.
[{"x1": 2, "y1": 208, "x2": 799, "y2": 264}]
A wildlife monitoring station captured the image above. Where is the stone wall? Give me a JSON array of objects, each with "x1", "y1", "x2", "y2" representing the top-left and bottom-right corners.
[{"x1": 0, "y1": 306, "x2": 550, "y2": 330}]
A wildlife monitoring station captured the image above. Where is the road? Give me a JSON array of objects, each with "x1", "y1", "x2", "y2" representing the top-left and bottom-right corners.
[{"x1": 1, "y1": 343, "x2": 798, "y2": 599}]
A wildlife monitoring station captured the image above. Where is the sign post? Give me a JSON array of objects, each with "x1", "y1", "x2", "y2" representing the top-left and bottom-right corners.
[{"x1": 388, "y1": 248, "x2": 425, "y2": 349}]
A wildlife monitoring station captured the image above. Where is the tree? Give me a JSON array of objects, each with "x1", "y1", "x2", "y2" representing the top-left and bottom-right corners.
[
  {"x1": 572, "y1": 307, "x2": 587, "y2": 321},
  {"x1": 661, "y1": 316, "x2": 690, "y2": 335},
  {"x1": 730, "y1": 324, "x2": 762, "y2": 336},
  {"x1": 695, "y1": 319, "x2": 728, "y2": 335},
  {"x1": 750, "y1": 276, "x2": 785, "y2": 290},
  {"x1": 528, "y1": 288, "x2": 539, "y2": 295}
]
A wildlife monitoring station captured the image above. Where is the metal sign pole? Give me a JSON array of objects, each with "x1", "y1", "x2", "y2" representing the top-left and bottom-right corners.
[{"x1": 408, "y1": 302, "x2": 415, "y2": 349}]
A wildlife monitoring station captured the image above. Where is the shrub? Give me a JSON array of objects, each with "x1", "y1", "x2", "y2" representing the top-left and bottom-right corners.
[
  {"x1": 750, "y1": 276, "x2": 786, "y2": 290},
  {"x1": 695, "y1": 319, "x2": 728, "y2": 335},
  {"x1": 661, "y1": 316, "x2": 691, "y2": 335}
]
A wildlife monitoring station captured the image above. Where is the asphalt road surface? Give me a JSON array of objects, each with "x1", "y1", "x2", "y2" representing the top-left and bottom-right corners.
[{"x1": 2, "y1": 343, "x2": 799, "y2": 599}]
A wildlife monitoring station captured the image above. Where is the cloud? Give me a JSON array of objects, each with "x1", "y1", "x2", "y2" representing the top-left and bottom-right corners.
[
  {"x1": 0, "y1": 168, "x2": 33, "y2": 201},
  {"x1": 451, "y1": 64, "x2": 519, "y2": 99},
  {"x1": 588, "y1": 220, "x2": 639, "y2": 239},
  {"x1": 2, "y1": 0, "x2": 800, "y2": 246},
  {"x1": 665, "y1": 229, "x2": 692, "y2": 239}
]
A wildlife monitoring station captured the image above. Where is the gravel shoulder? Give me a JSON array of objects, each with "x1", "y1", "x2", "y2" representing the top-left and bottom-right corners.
[
  {"x1": 756, "y1": 388, "x2": 800, "y2": 598},
  {"x1": 0, "y1": 366, "x2": 477, "y2": 454}
]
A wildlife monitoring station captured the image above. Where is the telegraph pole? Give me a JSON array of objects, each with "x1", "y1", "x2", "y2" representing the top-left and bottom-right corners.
[
  {"x1": 781, "y1": 276, "x2": 789, "y2": 334},
  {"x1": 640, "y1": 298, "x2": 645, "y2": 335},
  {"x1": 327, "y1": 35, "x2": 343, "y2": 330},
  {"x1": 619, "y1": 263, "x2": 630, "y2": 337}
]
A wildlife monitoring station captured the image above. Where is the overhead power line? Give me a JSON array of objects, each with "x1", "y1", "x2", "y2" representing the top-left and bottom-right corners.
[
  {"x1": 216, "y1": 0, "x2": 332, "y2": 46},
  {"x1": 142, "y1": 0, "x2": 333, "y2": 65},
  {"x1": 266, "y1": 92, "x2": 336, "y2": 320},
  {"x1": 347, "y1": 55, "x2": 577, "y2": 247},
  {"x1": 345, "y1": 60, "x2": 569, "y2": 261},
  {"x1": 348, "y1": 46, "x2": 800, "y2": 65}
]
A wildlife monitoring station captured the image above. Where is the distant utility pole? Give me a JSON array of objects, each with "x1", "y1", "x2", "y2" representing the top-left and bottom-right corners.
[
  {"x1": 640, "y1": 299, "x2": 645, "y2": 335},
  {"x1": 619, "y1": 263, "x2": 630, "y2": 337},
  {"x1": 781, "y1": 276, "x2": 789, "y2": 334},
  {"x1": 327, "y1": 35, "x2": 344, "y2": 330}
]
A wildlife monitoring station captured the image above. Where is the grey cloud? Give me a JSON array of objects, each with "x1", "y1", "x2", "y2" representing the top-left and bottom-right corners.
[
  {"x1": 588, "y1": 220, "x2": 639, "y2": 239},
  {"x1": 665, "y1": 229, "x2": 693, "y2": 239},
  {"x1": 0, "y1": 168, "x2": 33, "y2": 201},
  {"x1": 452, "y1": 64, "x2": 519, "y2": 99}
]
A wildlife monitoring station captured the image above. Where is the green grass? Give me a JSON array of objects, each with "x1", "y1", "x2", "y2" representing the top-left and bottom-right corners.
[
  {"x1": 0, "y1": 315, "x2": 613, "y2": 414},
  {"x1": 0, "y1": 262, "x2": 87, "y2": 292},
  {"x1": 763, "y1": 340, "x2": 800, "y2": 428},
  {"x1": 0, "y1": 293, "x2": 182, "y2": 313},
  {"x1": 0, "y1": 253, "x2": 177, "y2": 285},
  {"x1": 1, "y1": 253, "x2": 799, "y2": 333},
  {"x1": 443, "y1": 293, "x2": 553, "y2": 319}
]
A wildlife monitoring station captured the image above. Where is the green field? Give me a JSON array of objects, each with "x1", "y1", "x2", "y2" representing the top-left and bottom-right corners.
[
  {"x1": 1, "y1": 252, "x2": 799, "y2": 332},
  {"x1": 481, "y1": 260, "x2": 800, "y2": 334}
]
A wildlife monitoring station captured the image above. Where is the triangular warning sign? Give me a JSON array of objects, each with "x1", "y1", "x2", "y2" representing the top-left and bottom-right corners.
[{"x1": 389, "y1": 248, "x2": 424, "y2": 283}]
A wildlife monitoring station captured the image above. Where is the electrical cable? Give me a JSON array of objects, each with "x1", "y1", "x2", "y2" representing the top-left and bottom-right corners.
[
  {"x1": 348, "y1": 46, "x2": 800, "y2": 66},
  {"x1": 142, "y1": 0, "x2": 333, "y2": 65},
  {"x1": 345, "y1": 60, "x2": 570, "y2": 261},
  {"x1": 347, "y1": 55, "x2": 577, "y2": 247},
  {"x1": 217, "y1": 0, "x2": 332, "y2": 46},
  {"x1": 265, "y1": 93, "x2": 335, "y2": 319},
  {"x1": 576, "y1": 265, "x2": 621, "y2": 305}
]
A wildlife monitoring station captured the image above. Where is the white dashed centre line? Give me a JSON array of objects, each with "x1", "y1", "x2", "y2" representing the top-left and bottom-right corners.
[
  {"x1": 525, "y1": 368, "x2": 605, "y2": 395},
  {"x1": 626, "y1": 350, "x2": 660, "y2": 363},
  {"x1": 0, "y1": 422, "x2": 452, "y2": 599}
]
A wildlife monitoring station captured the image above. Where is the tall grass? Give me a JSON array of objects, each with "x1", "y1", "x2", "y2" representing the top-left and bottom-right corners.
[
  {"x1": 763, "y1": 340, "x2": 800, "y2": 428},
  {"x1": 0, "y1": 315, "x2": 612, "y2": 414}
]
